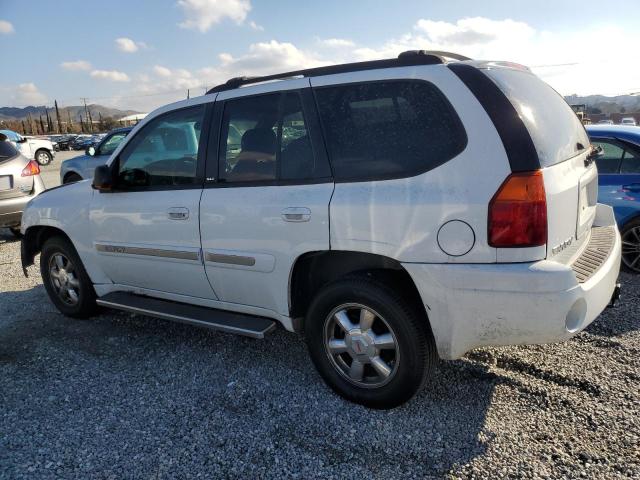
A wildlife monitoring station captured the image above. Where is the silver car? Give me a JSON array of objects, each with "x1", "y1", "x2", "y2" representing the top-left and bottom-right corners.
[
  {"x1": 0, "y1": 134, "x2": 45, "y2": 236},
  {"x1": 60, "y1": 127, "x2": 131, "y2": 184}
]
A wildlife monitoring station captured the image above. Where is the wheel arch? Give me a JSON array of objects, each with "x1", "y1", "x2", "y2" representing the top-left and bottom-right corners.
[
  {"x1": 288, "y1": 250, "x2": 429, "y2": 333},
  {"x1": 21, "y1": 225, "x2": 73, "y2": 275}
]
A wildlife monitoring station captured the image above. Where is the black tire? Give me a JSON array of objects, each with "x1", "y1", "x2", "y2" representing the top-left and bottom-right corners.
[
  {"x1": 35, "y1": 149, "x2": 53, "y2": 166},
  {"x1": 40, "y1": 236, "x2": 97, "y2": 318},
  {"x1": 305, "y1": 274, "x2": 437, "y2": 409},
  {"x1": 63, "y1": 173, "x2": 82, "y2": 184},
  {"x1": 621, "y1": 217, "x2": 640, "y2": 273},
  {"x1": 9, "y1": 226, "x2": 22, "y2": 238}
]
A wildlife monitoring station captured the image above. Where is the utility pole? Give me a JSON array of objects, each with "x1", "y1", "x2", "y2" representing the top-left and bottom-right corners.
[
  {"x1": 187, "y1": 89, "x2": 190, "y2": 99},
  {"x1": 54, "y1": 100, "x2": 62, "y2": 134}
]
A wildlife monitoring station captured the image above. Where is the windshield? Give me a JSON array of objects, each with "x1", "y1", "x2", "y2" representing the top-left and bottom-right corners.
[{"x1": 483, "y1": 68, "x2": 590, "y2": 167}]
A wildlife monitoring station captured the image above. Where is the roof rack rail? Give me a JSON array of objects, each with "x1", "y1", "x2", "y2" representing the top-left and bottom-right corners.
[{"x1": 206, "y1": 50, "x2": 471, "y2": 94}]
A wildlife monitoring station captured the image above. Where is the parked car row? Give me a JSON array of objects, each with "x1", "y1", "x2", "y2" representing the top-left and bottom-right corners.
[
  {"x1": 0, "y1": 129, "x2": 56, "y2": 165},
  {"x1": 597, "y1": 117, "x2": 638, "y2": 126}
]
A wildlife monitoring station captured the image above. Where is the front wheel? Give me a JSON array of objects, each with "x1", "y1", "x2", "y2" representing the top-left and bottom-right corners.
[
  {"x1": 35, "y1": 149, "x2": 53, "y2": 166},
  {"x1": 40, "y1": 236, "x2": 97, "y2": 318},
  {"x1": 305, "y1": 275, "x2": 437, "y2": 409}
]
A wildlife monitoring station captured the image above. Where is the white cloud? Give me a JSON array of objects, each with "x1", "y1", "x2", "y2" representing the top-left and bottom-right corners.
[
  {"x1": 177, "y1": 0, "x2": 251, "y2": 32},
  {"x1": 319, "y1": 38, "x2": 355, "y2": 48},
  {"x1": 0, "y1": 20, "x2": 14, "y2": 34},
  {"x1": 215, "y1": 40, "x2": 324, "y2": 74},
  {"x1": 90, "y1": 69, "x2": 130, "y2": 82},
  {"x1": 115, "y1": 37, "x2": 147, "y2": 53},
  {"x1": 153, "y1": 65, "x2": 173, "y2": 77},
  {"x1": 248, "y1": 20, "x2": 263, "y2": 31},
  {"x1": 60, "y1": 60, "x2": 92, "y2": 71},
  {"x1": 10, "y1": 83, "x2": 47, "y2": 106}
]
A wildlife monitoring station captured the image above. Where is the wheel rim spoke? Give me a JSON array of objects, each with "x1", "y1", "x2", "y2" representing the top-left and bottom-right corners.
[
  {"x1": 370, "y1": 356, "x2": 392, "y2": 378},
  {"x1": 372, "y1": 332, "x2": 395, "y2": 350},
  {"x1": 334, "y1": 310, "x2": 355, "y2": 333},
  {"x1": 349, "y1": 360, "x2": 365, "y2": 381},
  {"x1": 54, "y1": 255, "x2": 64, "y2": 269},
  {"x1": 358, "y1": 308, "x2": 375, "y2": 331},
  {"x1": 328, "y1": 339, "x2": 348, "y2": 354}
]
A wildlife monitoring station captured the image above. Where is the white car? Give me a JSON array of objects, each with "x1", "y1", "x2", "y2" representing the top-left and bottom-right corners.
[
  {"x1": 19, "y1": 51, "x2": 622, "y2": 408},
  {"x1": 0, "y1": 129, "x2": 56, "y2": 165},
  {"x1": 620, "y1": 117, "x2": 637, "y2": 126}
]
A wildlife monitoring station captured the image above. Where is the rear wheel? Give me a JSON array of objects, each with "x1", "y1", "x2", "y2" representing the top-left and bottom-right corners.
[
  {"x1": 40, "y1": 236, "x2": 97, "y2": 318},
  {"x1": 305, "y1": 274, "x2": 437, "y2": 409},
  {"x1": 35, "y1": 149, "x2": 52, "y2": 166},
  {"x1": 621, "y1": 218, "x2": 640, "y2": 273}
]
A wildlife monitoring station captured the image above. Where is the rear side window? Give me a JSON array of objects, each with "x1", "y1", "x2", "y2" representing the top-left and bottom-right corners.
[
  {"x1": 0, "y1": 139, "x2": 18, "y2": 162},
  {"x1": 314, "y1": 81, "x2": 467, "y2": 181},
  {"x1": 621, "y1": 147, "x2": 640, "y2": 174},
  {"x1": 484, "y1": 68, "x2": 590, "y2": 167}
]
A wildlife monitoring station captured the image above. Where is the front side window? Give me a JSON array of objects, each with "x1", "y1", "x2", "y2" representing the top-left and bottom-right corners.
[
  {"x1": 591, "y1": 140, "x2": 623, "y2": 174},
  {"x1": 314, "y1": 80, "x2": 467, "y2": 181},
  {"x1": 117, "y1": 106, "x2": 204, "y2": 188},
  {"x1": 98, "y1": 132, "x2": 128, "y2": 157},
  {"x1": 219, "y1": 91, "x2": 328, "y2": 183}
]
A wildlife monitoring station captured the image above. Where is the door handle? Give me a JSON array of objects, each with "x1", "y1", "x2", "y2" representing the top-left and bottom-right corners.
[
  {"x1": 167, "y1": 207, "x2": 189, "y2": 220},
  {"x1": 281, "y1": 207, "x2": 311, "y2": 222},
  {"x1": 622, "y1": 183, "x2": 640, "y2": 193}
]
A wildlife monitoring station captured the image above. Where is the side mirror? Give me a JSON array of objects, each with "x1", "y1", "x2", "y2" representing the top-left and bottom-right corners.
[
  {"x1": 92, "y1": 164, "x2": 114, "y2": 192},
  {"x1": 86, "y1": 146, "x2": 96, "y2": 156}
]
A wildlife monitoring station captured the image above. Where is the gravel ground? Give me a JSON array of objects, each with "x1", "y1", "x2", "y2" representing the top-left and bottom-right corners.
[{"x1": 0, "y1": 228, "x2": 638, "y2": 479}]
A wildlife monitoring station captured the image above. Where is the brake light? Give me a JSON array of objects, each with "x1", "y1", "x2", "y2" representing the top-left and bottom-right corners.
[
  {"x1": 21, "y1": 160, "x2": 41, "y2": 177},
  {"x1": 488, "y1": 171, "x2": 547, "y2": 247}
]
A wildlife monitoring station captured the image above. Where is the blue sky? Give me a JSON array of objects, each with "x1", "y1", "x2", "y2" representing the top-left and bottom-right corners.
[{"x1": 1, "y1": 0, "x2": 639, "y2": 112}]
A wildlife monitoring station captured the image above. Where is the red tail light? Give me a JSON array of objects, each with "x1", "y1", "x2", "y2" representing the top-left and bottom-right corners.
[
  {"x1": 488, "y1": 171, "x2": 547, "y2": 247},
  {"x1": 21, "y1": 160, "x2": 41, "y2": 177}
]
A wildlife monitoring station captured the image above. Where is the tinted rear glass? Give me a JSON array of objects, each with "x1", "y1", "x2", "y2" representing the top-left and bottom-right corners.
[
  {"x1": 314, "y1": 80, "x2": 467, "y2": 181},
  {"x1": 0, "y1": 140, "x2": 18, "y2": 162},
  {"x1": 484, "y1": 68, "x2": 589, "y2": 167}
]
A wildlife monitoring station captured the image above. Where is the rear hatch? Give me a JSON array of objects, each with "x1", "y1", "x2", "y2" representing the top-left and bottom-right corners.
[
  {"x1": 0, "y1": 143, "x2": 33, "y2": 200},
  {"x1": 482, "y1": 66, "x2": 596, "y2": 259}
]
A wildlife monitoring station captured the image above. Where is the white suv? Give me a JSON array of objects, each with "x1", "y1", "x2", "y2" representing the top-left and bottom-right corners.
[{"x1": 20, "y1": 51, "x2": 621, "y2": 408}]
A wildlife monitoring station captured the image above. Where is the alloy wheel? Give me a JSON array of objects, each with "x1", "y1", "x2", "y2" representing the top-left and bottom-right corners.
[
  {"x1": 323, "y1": 303, "x2": 399, "y2": 388},
  {"x1": 622, "y1": 225, "x2": 640, "y2": 272},
  {"x1": 48, "y1": 253, "x2": 81, "y2": 305}
]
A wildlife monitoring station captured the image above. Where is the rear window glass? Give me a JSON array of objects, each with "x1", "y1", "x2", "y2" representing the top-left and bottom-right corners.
[
  {"x1": 0, "y1": 139, "x2": 18, "y2": 162},
  {"x1": 314, "y1": 81, "x2": 467, "y2": 181},
  {"x1": 484, "y1": 68, "x2": 589, "y2": 167}
]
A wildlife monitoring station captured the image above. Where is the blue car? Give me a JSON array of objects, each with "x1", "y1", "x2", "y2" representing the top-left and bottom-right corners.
[{"x1": 586, "y1": 125, "x2": 640, "y2": 273}]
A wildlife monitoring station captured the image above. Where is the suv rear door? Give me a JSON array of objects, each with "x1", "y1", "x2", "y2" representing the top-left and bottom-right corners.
[{"x1": 199, "y1": 79, "x2": 333, "y2": 318}]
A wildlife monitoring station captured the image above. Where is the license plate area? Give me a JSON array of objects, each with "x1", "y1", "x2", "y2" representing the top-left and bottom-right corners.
[
  {"x1": 0, "y1": 175, "x2": 12, "y2": 191},
  {"x1": 577, "y1": 167, "x2": 598, "y2": 240}
]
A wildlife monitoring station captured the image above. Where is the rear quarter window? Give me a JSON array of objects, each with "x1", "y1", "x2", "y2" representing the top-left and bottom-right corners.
[
  {"x1": 484, "y1": 68, "x2": 589, "y2": 167},
  {"x1": 0, "y1": 140, "x2": 18, "y2": 162},
  {"x1": 314, "y1": 80, "x2": 467, "y2": 181}
]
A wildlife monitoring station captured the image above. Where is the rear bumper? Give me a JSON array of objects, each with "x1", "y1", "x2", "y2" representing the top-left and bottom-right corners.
[
  {"x1": 0, "y1": 176, "x2": 45, "y2": 228},
  {"x1": 404, "y1": 204, "x2": 621, "y2": 359}
]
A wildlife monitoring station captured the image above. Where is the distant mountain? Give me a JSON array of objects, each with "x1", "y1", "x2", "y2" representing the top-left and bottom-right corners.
[
  {"x1": 564, "y1": 94, "x2": 640, "y2": 114},
  {"x1": 0, "y1": 104, "x2": 141, "y2": 121}
]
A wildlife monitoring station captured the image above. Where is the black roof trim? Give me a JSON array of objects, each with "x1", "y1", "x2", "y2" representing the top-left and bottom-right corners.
[
  {"x1": 206, "y1": 50, "x2": 467, "y2": 94},
  {"x1": 448, "y1": 63, "x2": 540, "y2": 172}
]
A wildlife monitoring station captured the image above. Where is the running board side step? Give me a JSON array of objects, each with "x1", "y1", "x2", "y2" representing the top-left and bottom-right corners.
[{"x1": 96, "y1": 292, "x2": 276, "y2": 339}]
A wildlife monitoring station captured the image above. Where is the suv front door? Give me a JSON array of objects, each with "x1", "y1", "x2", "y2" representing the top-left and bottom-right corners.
[
  {"x1": 90, "y1": 102, "x2": 218, "y2": 299},
  {"x1": 199, "y1": 81, "x2": 333, "y2": 318}
]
